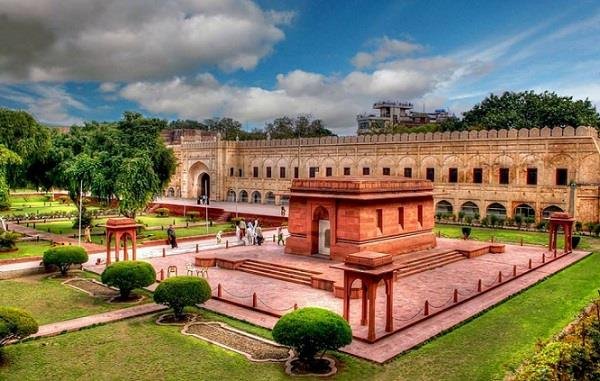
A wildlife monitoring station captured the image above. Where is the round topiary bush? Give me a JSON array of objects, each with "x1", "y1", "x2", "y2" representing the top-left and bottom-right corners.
[
  {"x1": 153, "y1": 276, "x2": 211, "y2": 319},
  {"x1": 101, "y1": 261, "x2": 156, "y2": 299},
  {"x1": 0, "y1": 232, "x2": 19, "y2": 251},
  {"x1": 273, "y1": 307, "x2": 352, "y2": 368},
  {"x1": 42, "y1": 246, "x2": 88, "y2": 276},
  {"x1": 0, "y1": 306, "x2": 38, "y2": 348},
  {"x1": 155, "y1": 207, "x2": 170, "y2": 217}
]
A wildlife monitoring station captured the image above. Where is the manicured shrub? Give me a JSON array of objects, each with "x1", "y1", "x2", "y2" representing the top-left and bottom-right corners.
[
  {"x1": 272, "y1": 307, "x2": 352, "y2": 366},
  {"x1": 0, "y1": 232, "x2": 19, "y2": 250},
  {"x1": 0, "y1": 306, "x2": 38, "y2": 347},
  {"x1": 594, "y1": 224, "x2": 600, "y2": 237},
  {"x1": 461, "y1": 226, "x2": 471, "y2": 239},
  {"x1": 43, "y1": 246, "x2": 88, "y2": 276},
  {"x1": 153, "y1": 276, "x2": 211, "y2": 319},
  {"x1": 155, "y1": 207, "x2": 170, "y2": 217},
  {"x1": 571, "y1": 236, "x2": 581, "y2": 249},
  {"x1": 101, "y1": 261, "x2": 156, "y2": 299}
]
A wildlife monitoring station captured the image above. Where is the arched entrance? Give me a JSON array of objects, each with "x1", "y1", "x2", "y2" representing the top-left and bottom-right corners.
[
  {"x1": 239, "y1": 190, "x2": 248, "y2": 203},
  {"x1": 312, "y1": 206, "x2": 330, "y2": 256},
  {"x1": 251, "y1": 191, "x2": 262, "y2": 204},
  {"x1": 198, "y1": 173, "x2": 210, "y2": 200},
  {"x1": 227, "y1": 189, "x2": 236, "y2": 202}
]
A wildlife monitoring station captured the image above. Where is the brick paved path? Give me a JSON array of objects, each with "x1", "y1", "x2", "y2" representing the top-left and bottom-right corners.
[{"x1": 8, "y1": 223, "x2": 104, "y2": 253}]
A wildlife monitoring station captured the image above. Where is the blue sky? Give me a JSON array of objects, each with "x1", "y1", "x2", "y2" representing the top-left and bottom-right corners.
[{"x1": 0, "y1": 0, "x2": 598, "y2": 134}]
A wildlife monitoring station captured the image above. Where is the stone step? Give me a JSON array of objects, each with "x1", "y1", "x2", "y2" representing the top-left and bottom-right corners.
[
  {"x1": 244, "y1": 259, "x2": 320, "y2": 274},
  {"x1": 395, "y1": 250, "x2": 463, "y2": 270},
  {"x1": 394, "y1": 249, "x2": 458, "y2": 265},
  {"x1": 236, "y1": 267, "x2": 312, "y2": 286},
  {"x1": 395, "y1": 254, "x2": 466, "y2": 279},
  {"x1": 238, "y1": 263, "x2": 313, "y2": 282}
]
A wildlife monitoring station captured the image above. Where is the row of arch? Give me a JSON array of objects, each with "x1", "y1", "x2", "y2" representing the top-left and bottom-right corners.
[
  {"x1": 226, "y1": 190, "x2": 282, "y2": 205},
  {"x1": 435, "y1": 200, "x2": 564, "y2": 220}
]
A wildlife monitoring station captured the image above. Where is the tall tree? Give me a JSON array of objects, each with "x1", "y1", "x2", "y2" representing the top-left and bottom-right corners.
[
  {"x1": 0, "y1": 145, "x2": 22, "y2": 210},
  {"x1": 115, "y1": 156, "x2": 160, "y2": 218}
]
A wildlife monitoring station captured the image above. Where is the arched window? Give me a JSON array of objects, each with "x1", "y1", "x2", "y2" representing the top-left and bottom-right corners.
[
  {"x1": 226, "y1": 190, "x2": 236, "y2": 202},
  {"x1": 239, "y1": 190, "x2": 248, "y2": 203},
  {"x1": 435, "y1": 200, "x2": 453, "y2": 214},
  {"x1": 542, "y1": 205, "x2": 563, "y2": 218},
  {"x1": 167, "y1": 187, "x2": 175, "y2": 197},
  {"x1": 251, "y1": 191, "x2": 262, "y2": 204},
  {"x1": 461, "y1": 201, "x2": 479, "y2": 216},
  {"x1": 514, "y1": 204, "x2": 535, "y2": 218},
  {"x1": 486, "y1": 203, "x2": 507, "y2": 218},
  {"x1": 280, "y1": 195, "x2": 290, "y2": 206},
  {"x1": 265, "y1": 192, "x2": 275, "y2": 205}
]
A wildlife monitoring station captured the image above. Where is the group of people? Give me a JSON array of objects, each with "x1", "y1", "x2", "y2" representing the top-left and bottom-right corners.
[{"x1": 236, "y1": 218, "x2": 264, "y2": 245}]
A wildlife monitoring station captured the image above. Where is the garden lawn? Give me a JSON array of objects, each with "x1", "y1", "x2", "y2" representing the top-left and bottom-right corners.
[
  {"x1": 0, "y1": 240, "x2": 52, "y2": 260},
  {"x1": 0, "y1": 272, "x2": 150, "y2": 325},
  {"x1": 435, "y1": 223, "x2": 595, "y2": 250}
]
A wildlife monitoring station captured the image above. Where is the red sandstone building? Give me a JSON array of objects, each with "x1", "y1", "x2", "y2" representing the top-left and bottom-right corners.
[{"x1": 284, "y1": 177, "x2": 437, "y2": 261}]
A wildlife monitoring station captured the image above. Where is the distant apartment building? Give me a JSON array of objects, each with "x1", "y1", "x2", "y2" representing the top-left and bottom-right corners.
[{"x1": 356, "y1": 101, "x2": 450, "y2": 135}]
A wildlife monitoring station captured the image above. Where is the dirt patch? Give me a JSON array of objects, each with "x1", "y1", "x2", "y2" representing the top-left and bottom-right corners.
[
  {"x1": 183, "y1": 322, "x2": 291, "y2": 362},
  {"x1": 108, "y1": 294, "x2": 144, "y2": 304},
  {"x1": 285, "y1": 356, "x2": 337, "y2": 377},
  {"x1": 156, "y1": 313, "x2": 202, "y2": 326},
  {"x1": 63, "y1": 278, "x2": 119, "y2": 298}
]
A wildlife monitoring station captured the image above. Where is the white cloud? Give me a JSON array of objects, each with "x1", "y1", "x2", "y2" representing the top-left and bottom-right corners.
[
  {"x1": 0, "y1": 0, "x2": 291, "y2": 82},
  {"x1": 351, "y1": 37, "x2": 423, "y2": 68},
  {"x1": 99, "y1": 82, "x2": 119, "y2": 93}
]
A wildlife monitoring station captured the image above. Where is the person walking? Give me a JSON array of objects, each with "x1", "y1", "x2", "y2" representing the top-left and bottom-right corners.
[
  {"x1": 247, "y1": 221, "x2": 255, "y2": 245},
  {"x1": 84, "y1": 225, "x2": 92, "y2": 243},
  {"x1": 255, "y1": 224, "x2": 263, "y2": 246},
  {"x1": 281, "y1": 206, "x2": 286, "y2": 216},
  {"x1": 277, "y1": 226, "x2": 285, "y2": 246},
  {"x1": 239, "y1": 219, "x2": 246, "y2": 239},
  {"x1": 167, "y1": 224, "x2": 178, "y2": 248}
]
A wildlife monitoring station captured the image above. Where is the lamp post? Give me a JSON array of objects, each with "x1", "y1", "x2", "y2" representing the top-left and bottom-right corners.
[
  {"x1": 77, "y1": 179, "x2": 83, "y2": 246},
  {"x1": 205, "y1": 177, "x2": 209, "y2": 234}
]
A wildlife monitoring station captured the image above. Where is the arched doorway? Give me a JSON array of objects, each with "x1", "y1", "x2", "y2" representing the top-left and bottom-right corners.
[
  {"x1": 435, "y1": 200, "x2": 453, "y2": 214},
  {"x1": 486, "y1": 203, "x2": 507, "y2": 218},
  {"x1": 461, "y1": 201, "x2": 479, "y2": 216},
  {"x1": 198, "y1": 173, "x2": 210, "y2": 200},
  {"x1": 227, "y1": 189, "x2": 236, "y2": 202},
  {"x1": 239, "y1": 190, "x2": 248, "y2": 203},
  {"x1": 542, "y1": 205, "x2": 563, "y2": 219},
  {"x1": 251, "y1": 191, "x2": 262, "y2": 204},
  {"x1": 265, "y1": 192, "x2": 275, "y2": 205},
  {"x1": 167, "y1": 187, "x2": 175, "y2": 197},
  {"x1": 312, "y1": 206, "x2": 330, "y2": 256},
  {"x1": 514, "y1": 204, "x2": 535, "y2": 219}
]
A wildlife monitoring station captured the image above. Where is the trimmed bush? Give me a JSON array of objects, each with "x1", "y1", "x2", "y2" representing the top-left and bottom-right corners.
[
  {"x1": 155, "y1": 207, "x2": 170, "y2": 217},
  {"x1": 461, "y1": 226, "x2": 471, "y2": 240},
  {"x1": 272, "y1": 307, "x2": 352, "y2": 366},
  {"x1": 153, "y1": 276, "x2": 211, "y2": 319},
  {"x1": 43, "y1": 246, "x2": 88, "y2": 276},
  {"x1": 0, "y1": 306, "x2": 38, "y2": 347},
  {"x1": 101, "y1": 261, "x2": 156, "y2": 299},
  {"x1": 0, "y1": 232, "x2": 19, "y2": 250},
  {"x1": 572, "y1": 236, "x2": 581, "y2": 249}
]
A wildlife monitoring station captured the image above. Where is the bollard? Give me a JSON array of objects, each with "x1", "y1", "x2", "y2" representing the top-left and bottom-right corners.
[
  {"x1": 226, "y1": 240, "x2": 229, "y2": 249},
  {"x1": 161, "y1": 225, "x2": 164, "y2": 231},
  {"x1": 196, "y1": 244, "x2": 199, "y2": 253},
  {"x1": 273, "y1": 234, "x2": 276, "y2": 242},
  {"x1": 491, "y1": 236, "x2": 494, "y2": 243},
  {"x1": 554, "y1": 250, "x2": 557, "y2": 258},
  {"x1": 453, "y1": 289, "x2": 458, "y2": 303},
  {"x1": 36, "y1": 235, "x2": 40, "y2": 242},
  {"x1": 173, "y1": 219, "x2": 175, "y2": 225},
  {"x1": 162, "y1": 248, "x2": 166, "y2": 257},
  {"x1": 477, "y1": 279, "x2": 482, "y2": 292},
  {"x1": 33, "y1": 223, "x2": 36, "y2": 229},
  {"x1": 513, "y1": 265, "x2": 517, "y2": 277},
  {"x1": 528, "y1": 258, "x2": 532, "y2": 269},
  {"x1": 252, "y1": 293, "x2": 257, "y2": 308},
  {"x1": 294, "y1": 303, "x2": 298, "y2": 310},
  {"x1": 424, "y1": 300, "x2": 430, "y2": 316},
  {"x1": 218, "y1": 284, "x2": 222, "y2": 298},
  {"x1": 159, "y1": 269, "x2": 164, "y2": 281},
  {"x1": 520, "y1": 237, "x2": 523, "y2": 246},
  {"x1": 186, "y1": 222, "x2": 189, "y2": 228},
  {"x1": 542, "y1": 253, "x2": 546, "y2": 264},
  {"x1": 438, "y1": 230, "x2": 441, "y2": 238},
  {"x1": 100, "y1": 239, "x2": 103, "y2": 245},
  {"x1": 26, "y1": 222, "x2": 29, "y2": 227},
  {"x1": 498, "y1": 271, "x2": 502, "y2": 283}
]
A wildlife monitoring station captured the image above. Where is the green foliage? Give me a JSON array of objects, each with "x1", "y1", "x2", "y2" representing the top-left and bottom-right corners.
[
  {"x1": 264, "y1": 115, "x2": 336, "y2": 139},
  {"x1": 186, "y1": 211, "x2": 199, "y2": 221},
  {"x1": 101, "y1": 261, "x2": 156, "y2": 299},
  {"x1": 0, "y1": 232, "x2": 19, "y2": 250},
  {"x1": 71, "y1": 207, "x2": 93, "y2": 229},
  {"x1": 153, "y1": 276, "x2": 211, "y2": 319},
  {"x1": 461, "y1": 226, "x2": 471, "y2": 239},
  {"x1": 115, "y1": 156, "x2": 160, "y2": 218},
  {"x1": 0, "y1": 145, "x2": 22, "y2": 210},
  {"x1": 572, "y1": 236, "x2": 581, "y2": 249},
  {"x1": 42, "y1": 246, "x2": 88, "y2": 276},
  {"x1": 513, "y1": 341, "x2": 594, "y2": 381},
  {"x1": 0, "y1": 306, "x2": 38, "y2": 347},
  {"x1": 155, "y1": 207, "x2": 170, "y2": 217},
  {"x1": 272, "y1": 307, "x2": 352, "y2": 364}
]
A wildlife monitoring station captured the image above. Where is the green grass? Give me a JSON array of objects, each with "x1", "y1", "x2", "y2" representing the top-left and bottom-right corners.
[
  {"x1": 0, "y1": 240, "x2": 52, "y2": 260},
  {"x1": 0, "y1": 272, "x2": 150, "y2": 325},
  {"x1": 434, "y1": 223, "x2": 595, "y2": 250}
]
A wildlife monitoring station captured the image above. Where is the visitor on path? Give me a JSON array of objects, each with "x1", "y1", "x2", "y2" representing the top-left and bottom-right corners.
[
  {"x1": 247, "y1": 222, "x2": 255, "y2": 245},
  {"x1": 281, "y1": 206, "x2": 286, "y2": 216},
  {"x1": 84, "y1": 225, "x2": 92, "y2": 243},
  {"x1": 235, "y1": 224, "x2": 241, "y2": 241},
  {"x1": 239, "y1": 219, "x2": 246, "y2": 238},
  {"x1": 277, "y1": 227, "x2": 285, "y2": 245},
  {"x1": 216, "y1": 230, "x2": 222, "y2": 244},
  {"x1": 255, "y1": 225, "x2": 263, "y2": 246},
  {"x1": 167, "y1": 224, "x2": 178, "y2": 248}
]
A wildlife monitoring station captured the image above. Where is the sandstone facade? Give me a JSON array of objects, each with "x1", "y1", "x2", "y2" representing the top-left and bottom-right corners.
[{"x1": 165, "y1": 126, "x2": 600, "y2": 223}]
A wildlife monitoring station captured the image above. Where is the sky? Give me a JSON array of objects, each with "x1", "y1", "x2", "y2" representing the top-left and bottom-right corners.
[{"x1": 0, "y1": 0, "x2": 598, "y2": 134}]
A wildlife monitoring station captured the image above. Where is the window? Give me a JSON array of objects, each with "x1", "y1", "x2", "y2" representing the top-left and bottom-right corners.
[
  {"x1": 417, "y1": 205, "x2": 423, "y2": 226},
  {"x1": 526, "y1": 168, "x2": 537, "y2": 185},
  {"x1": 473, "y1": 168, "x2": 482, "y2": 183},
  {"x1": 426, "y1": 168, "x2": 435, "y2": 182},
  {"x1": 294, "y1": 167, "x2": 299, "y2": 178},
  {"x1": 229, "y1": 167, "x2": 234, "y2": 176},
  {"x1": 266, "y1": 166, "x2": 272, "y2": 178},
  {"x1": 448, "y1": 168, "x2": 458, "y2": 183},
  {"x1": 238, "y1": 169, "x2": 243, "y2": 177},
  {"x1": 403, "y1": 167, "x2": 412, "y2": 178},
  {"x1": 279, "y1": 166, "x2": 286, "y2": 178},
  {"x1": 362, "y1": 167, "x2": 370, "y2": 176},
  {"x1": 499, "y1": 168, "x2": 509, "y2": 184},
  {"x1": 309, "y1": 167, "x2": 318, "y2": 178},
  {"x1": 343, "y1": 167, "x2": 351, "y2": 176},
  {"x1": 398, "y1": 207, "x2": 404, "y2": 228},
  {"x1": 326, "y1": 167, "x2": 333, "y2": 177},
  {"x1": 556, "y1": 168, "x2": 568, "y2": 186},
  {"x1": 376, "y1": 209, "x2": 383, "y2": 233},
  {"x1": 253, "y1": 166, "x2": 259, "y2": 178},
  {"x1": 382, "y1": 167, "x2": 391, "y2": 176}
]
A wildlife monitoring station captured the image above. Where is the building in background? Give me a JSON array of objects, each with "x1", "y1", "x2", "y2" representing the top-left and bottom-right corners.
[{"x1": 356, "y1": 101, "x2": 450, "y2": 135}]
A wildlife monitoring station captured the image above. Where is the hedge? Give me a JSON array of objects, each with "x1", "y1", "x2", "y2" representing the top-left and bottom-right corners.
[
  {"x1": 0, "y1": 306, "x2": 38, "y2": 347},
  {"x1": 153, "y1": 276, "x2": 211, "y2": 319},
  {"x1": 101, "y1": 261, "x2": 156, "y2": 299},
  {"x1": 42, "y1": 246, "x2": 88, "y2": 276}
]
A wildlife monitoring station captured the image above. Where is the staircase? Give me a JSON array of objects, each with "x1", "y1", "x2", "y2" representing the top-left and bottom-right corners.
[
  {"x1": 237, "y1": 259, "x2": 320, "y2": 286},
  {"x1": 394, "y1": 250, "x2": 466, "y2": 279}
]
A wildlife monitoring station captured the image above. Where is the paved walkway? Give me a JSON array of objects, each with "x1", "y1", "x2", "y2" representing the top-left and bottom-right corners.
[
  {"x1": 29, "y1": 303, "x2": 168, "y2": 340},
  {"x1": 155, "y1": 197, "x2": 284, "y2": 217},
  {"x1": 9, "y1": 223, "x2": 104, "y2": 253}
]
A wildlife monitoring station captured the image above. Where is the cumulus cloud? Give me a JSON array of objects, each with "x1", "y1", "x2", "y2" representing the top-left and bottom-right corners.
[
  {"x1": 0, "y1": 0, "x2": 291, "y2": 82},
  {"x1": 351, "y1": 37, "x2": 423, "y2": 68}
]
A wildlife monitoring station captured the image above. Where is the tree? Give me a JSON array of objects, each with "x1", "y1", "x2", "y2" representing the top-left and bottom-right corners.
[
  {"x1": 272, "y1": 307, "x2": 352, "y2": 367},
  {"x1": 115, "y1": 156, "x2": 160, "y2": 218},
  {"x1": 0, "y1": 145, "x2": 22, "y2": 210},
  {"x1": 153, "y1": 276, "x2": 211, "y2": 320},
  {"x1": 42, "y1": 246, "x2": 88, "y2": 276},
  {"x1": 265, "y1": 115, "x2": 336, "y2": 139},
  {"x1": 0, "y1": 307, "x2": 38, "y2": 348},
  {"x1": 101, "y1": 261, "x2": 156, "y2": 299}
]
